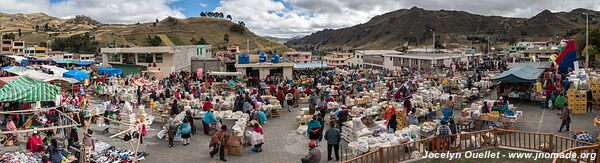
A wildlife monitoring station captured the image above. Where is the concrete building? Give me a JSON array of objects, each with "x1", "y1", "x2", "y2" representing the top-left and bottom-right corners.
[
  {"x1": 46, "y1": 51, "x2": 65, "y2": 60},
  {"x1": 283, "y1": 51, "x2": 312, "y2": 63},
  {"x1": 24, "y1": 46, "x2": 47, "y2": 57},
  {"x1": 350, "y1": 50, "x2": 402, "y2": 68},
  {"x1": 195, "y1": 45, "x2": 213, "y2": 58},
  {"x1": 358, "y1": 49, "x2": 481, "y2": 70},
  {"x1": 235, "y1": 62, "x2": 293, "y2": 79},
  {"x1": 323, "y1": 52, "x2": 352, "y2": 67},
  {"x1": 12, "y1": 41, "x2": 24, "y2": 56},
  {"x1": 63, "y1": 53, "x2": 74, "y2": 60},
  {"x1": 101, "y1": 46, "x2": 196, "y2": 75},
  {"x1": 75, "y1": 54, "x2": 95, "y2": 61},
  {"x1": 191, "y1": 57, "x2": 223, "y2": 73},
  {"x1": 0, "y1": 39, "x2": 12, "y2": 54}
]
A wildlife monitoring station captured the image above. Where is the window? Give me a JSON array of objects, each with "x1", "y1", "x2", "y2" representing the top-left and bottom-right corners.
[
  {"x1": 109, "y1": 54, "x2": 121, "y2": 62},
  {"x1": 155, "y1": 54, "x2": 163, "y2": 63},
  {"x1": 137, "y1": 53, "x2": 153, "y2": 63}
]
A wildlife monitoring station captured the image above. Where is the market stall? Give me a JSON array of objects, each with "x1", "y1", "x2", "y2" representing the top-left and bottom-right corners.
[{"x1": 491, "y1": 65, "x2": 544, "y2": 102}]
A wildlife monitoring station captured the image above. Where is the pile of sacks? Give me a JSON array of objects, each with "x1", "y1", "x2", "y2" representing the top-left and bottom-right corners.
[
  {"x1": 347, "y1": 138, "x2": 370, "y2": 155},
  {"x1": 231, "y1": 115, "x2": 249, "y2": 137},
  {"x1": 473, "y1": 80, "x2": 494, "y2": 90},
  {"x1": 341, "y1": 117, "x2": 370, "y2": 142}
]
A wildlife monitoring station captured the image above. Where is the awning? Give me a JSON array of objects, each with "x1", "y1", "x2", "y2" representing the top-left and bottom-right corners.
[
  {"x1": 19, "y1": 70, "x2": 59, "y2": 81},
  {"x1": 0, "y1": 76, "x2": 20, "y2": 87},
  {"x1": 63, "y1": 70, "x2": 90, "y2": 81},
  {"x1": 54, "y1": 60, "x2": 74, "y2": 64},
  {"x1": 0, "y1": 76, "x2": 61, "y2": 102},
  {"x1": 207, "y1": 71, "x2": 243, "y2": 77},
  {"x1": 74, "y1": 61, "x2": 94, "y2": 66},
  {"x1": 40, "y1": 65, "x2": 68, "y2": 77},
  {"x1": 44, "y1": 77, "x2": 79, "y2": 84},
  {"x1": 490, "y1": 65, "x2": 544, "y2": 83},
  {"x1": 4, "y1": 55, "x2": 27, "y2": 65},
  {"x1": 507, "y1": 62, "x2": 551, "y2": 69},
  {"x1": 3, "y1": 66, "x2": 30, "y2": 74},
  {"x1": 98, "y1": 68, "x2": 123, "y2": 76}
]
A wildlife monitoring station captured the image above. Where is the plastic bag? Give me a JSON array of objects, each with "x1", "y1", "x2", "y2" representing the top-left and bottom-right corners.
[{"x1": 156, "y1": 130, "x2": 166, "y2": 140}]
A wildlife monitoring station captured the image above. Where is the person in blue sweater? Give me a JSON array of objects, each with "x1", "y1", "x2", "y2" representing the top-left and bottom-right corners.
[
  {"x1": 177, "y1": 118, "x2": 192, "y2": 146},
  {"x1": 307, "y1": 116, "x2": 322, "y2": 141},
  {"x1": 202, "y1": 109, "x2": 219, "y2": 135},
  {"x1": 257, "y1": 110, "x2": 267, "y2": 124}
]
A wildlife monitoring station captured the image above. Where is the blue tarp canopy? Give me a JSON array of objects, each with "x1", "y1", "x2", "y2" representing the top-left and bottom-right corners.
[
  {"x1": 74, "y1": 61, "x2": 94, "y2": 66},
  {"x1": 490, "y1": 65, "x2": 544, "y2": 83},
  {"x1": 98, "y1": 68, "x2": 122, "y2": 76},
  {"x1": 63, "y1": 69, "x2": 90, "y2": 81}
]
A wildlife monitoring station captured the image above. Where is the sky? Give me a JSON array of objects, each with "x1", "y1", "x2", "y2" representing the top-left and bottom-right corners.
[{"x1": 0, "y1": 0, "x2": 599, "y2": 38}]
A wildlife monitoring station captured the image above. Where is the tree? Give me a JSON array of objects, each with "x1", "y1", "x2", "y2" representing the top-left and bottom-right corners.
[
  {"x1": 226, "y1": 15, "x2": 232, "y2": 20},
  {"x1": 223, "y1": 34, "x2": 230, "y2": 44},
  {"x1": 50, "y1": 32, "x2": 99, "y2": 54},
  {"x1": 146, "y1": 35, "x2": 162, "y2": 46},
  {"x1": 39, "y1": 41, "x2": 47, "y2": 47},
  {"x1": 1, "y1": 33, "x2": 15, "y2": 40},
  {"x1": 230, "y1": 23, "x2": 245, "y2": 34},
  {"x1": 198, "y1": 37, "x2": 208, "y2": 45},
  {"x1": 44, "y1": 23, "x2": 50, "y2": 31},
  {"x1": 17, "y1": 29, "x2": 21, "y2": 37},
  {"x1": 156, "y1": 18, "x2": 159, "y2": 23},
  {"x1": 200, "y1": 12, "x2": 207, "y2": 17},
  {"x1": 191, "y1": 37, "x2": 208, "y2": 45}
]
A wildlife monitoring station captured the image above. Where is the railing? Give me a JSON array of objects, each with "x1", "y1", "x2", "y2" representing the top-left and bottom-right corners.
[
  {"x1": 553, "y1": 144, "x2": 600, "y2": 163},
  {"x1": 342, "y1": 128, "x2": 596, "y2": 163}
]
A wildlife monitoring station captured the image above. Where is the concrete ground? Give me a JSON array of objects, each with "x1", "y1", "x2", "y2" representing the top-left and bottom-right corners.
[
  {"x1": 7, "y1": 93, "x2": 599, "y2": 163},
  {"x1": 86, "y1": 98, "x2": 600, "y2": 163}
]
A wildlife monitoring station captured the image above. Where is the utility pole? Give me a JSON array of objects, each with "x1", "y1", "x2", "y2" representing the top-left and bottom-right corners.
[
  {"x1": 586, "y1": 11, "x2": 589, "y2": 69},
  {"x1": 432, "y1": 30, "x2": 435, "y2": 54}
]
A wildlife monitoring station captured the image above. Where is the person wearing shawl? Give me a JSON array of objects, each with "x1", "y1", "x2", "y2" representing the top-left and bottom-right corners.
[
  {"x1": 177, "y1": 118, "x2": 192, "y2": 146},
  {"x1": 202, "y1": 109, "x2": 218, "y2": 135},
  {"x1": 27, "y1": 131, "x2": 44, "y2": 152},
  {"x1": 384, "y1": 106, "x2": 395, "y2": 125},
  {"x1": 307, "y1": 116, "x2": 322, "y2": 141}
]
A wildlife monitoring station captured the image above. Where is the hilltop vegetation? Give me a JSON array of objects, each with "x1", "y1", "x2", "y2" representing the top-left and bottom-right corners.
[{"x1": 0, "y1": 13, "x2": 288, "y2": 53}]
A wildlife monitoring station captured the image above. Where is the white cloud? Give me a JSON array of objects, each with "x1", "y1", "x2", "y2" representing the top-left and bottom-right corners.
[
  {"x1": 0, "y1": 0, "x2": 185, "y2": 24},
  {"x1": 215, "y1": 0, "x2": 600, "y2": 38},
  {"x1": 200, "y1": 3, "x2": 207, "y2": 7}
]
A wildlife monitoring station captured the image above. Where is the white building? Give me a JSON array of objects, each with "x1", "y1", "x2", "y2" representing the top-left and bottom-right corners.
[
  {"x1": 356, "y1": 49, "x2": 481, "y2": 70},
  {"x1": 101, "y1": 46, "x2": 196, "y2": 75},
  {"x1": 350, "y1": 50, "x2": 402, "y2": 68}
]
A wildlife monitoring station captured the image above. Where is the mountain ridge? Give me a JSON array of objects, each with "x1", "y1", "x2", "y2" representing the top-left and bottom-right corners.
[{"x1": 286, "y1": 7, "x2": 600, "y2": 51}]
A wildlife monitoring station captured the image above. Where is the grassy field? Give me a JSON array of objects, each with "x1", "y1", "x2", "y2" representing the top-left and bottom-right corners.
[{"x1": 420, "y1": 149, "x2": 553, "y2": 163}]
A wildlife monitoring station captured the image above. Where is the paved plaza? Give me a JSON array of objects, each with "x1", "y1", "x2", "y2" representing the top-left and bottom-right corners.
[{"x1": 84, "y1": 96, "x2": 600, "y2": 163}]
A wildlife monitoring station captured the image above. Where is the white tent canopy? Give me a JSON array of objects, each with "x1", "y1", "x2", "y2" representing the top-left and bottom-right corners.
[
  {"x1": 40, "y1": 65, "x2": 68, "y2": 77},
  {"x1": 207, "y1": 71, "x2": 243, "y2": 77}
]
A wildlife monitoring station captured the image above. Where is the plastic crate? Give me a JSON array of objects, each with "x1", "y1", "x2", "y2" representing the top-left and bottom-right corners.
[{"x1": 570, "y1": 106, "x2": 587, "y2": 114}]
